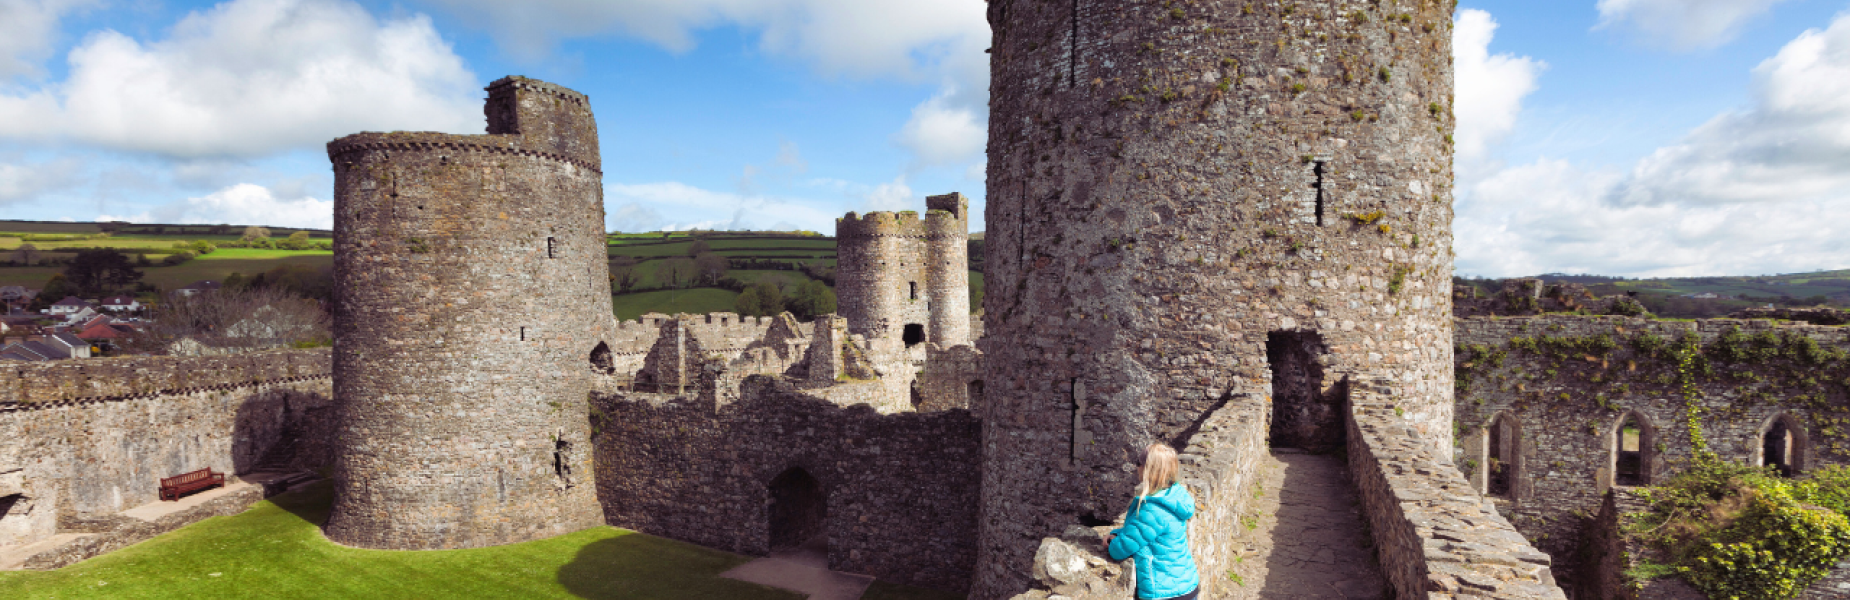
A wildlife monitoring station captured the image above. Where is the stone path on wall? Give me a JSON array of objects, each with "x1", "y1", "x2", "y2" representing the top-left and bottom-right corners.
[{"x1": 1227, "y1": 448, "x2": 1388, "y2": 599}]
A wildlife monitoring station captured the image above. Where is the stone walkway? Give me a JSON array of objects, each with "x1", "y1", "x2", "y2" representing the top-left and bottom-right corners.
[
  {"x1": 1226, "y1": 448, "x2": 1388, "y2": 599},
  {"x1": 719, "y1": 536, "x2": 875, "y2": 600}
]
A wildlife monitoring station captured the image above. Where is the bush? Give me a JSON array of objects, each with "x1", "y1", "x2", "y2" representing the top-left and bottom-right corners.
[{"x1": 1634, "y1": 462, "x2": 1850, "y2": 599}]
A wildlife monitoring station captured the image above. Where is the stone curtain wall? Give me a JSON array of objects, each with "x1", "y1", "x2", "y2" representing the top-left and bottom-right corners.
[
  {"x1": 592, "y1": 375, "x2": 981, "y2": 593},
  {"x1": 975, "y1": 0, "x2": 1458, "y2": 594},
  {"x1": 0, "y1": 349, "x2": 333, "y2": 550},
  {"x1": 326, "y1": 75, "x2": 607, "y2": 550},
  {"x1": 1346, "y1": 378, "x2": 1566, "y2": 599},
  {"x1": 1453, "y1": 315, "x2": 1850, "y2": 582}
]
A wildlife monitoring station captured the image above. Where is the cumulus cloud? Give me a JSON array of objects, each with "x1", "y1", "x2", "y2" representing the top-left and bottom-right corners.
[
  {"x1": 896, "y1": 87, "x2": 987, "y2": 168},
  {"x1": 100, "y1": 183, "x2": 334, "y2": 229},
  {"x1": 1596, "y1": 0, "x2": 1791, "y2": 50},
  {"x1": 1457, "y1": 14, "x2": 1850, "y2": 277},
  {"x1": 0, "y1": 0, "x2": 99, "y2": 80},
  {"x1": 0, "y1": 0, "x2": 481, "y2": 158},
  {"x1": 1453, "y1": 9, "x2": 1545, "y2": 167},
  {"x1": 605, "y1": 181, "x2": 840, "y2": 233}
]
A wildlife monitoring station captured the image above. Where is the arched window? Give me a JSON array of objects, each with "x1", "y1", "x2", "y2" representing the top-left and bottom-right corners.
[
  {"x1": 768, "y1": 467, "x2": 826, "y2": 553},
  {"x1": 1486, "y1": 413, "x2": 1522, "y2": 499},
  {"x1": 1611, "y1": 412, "x2": 1656, "y2": 487},
  {"x1": 1759, "y1": 413, "x2": 1808, "y2": 477}
]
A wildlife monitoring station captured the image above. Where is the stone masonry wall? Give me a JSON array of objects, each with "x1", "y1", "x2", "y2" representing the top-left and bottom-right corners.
[
  {"x1": 1454, "y1": 315, "x2": 1850, "y2": 584},
  {"x1": 1346, "y1": 377, "x2": 1566, "y2": 599},
  {"x1": 976, "y1": 1, "x2": 1457, "y2": 595},
  {"x1": 592, "y1": 375, "x2": 981, "y2": 593},
  {"x1": 0, "y1": 349, "x2": 333, "y2": 551},
  {"x1": 326, "y1": 75, "x2": 606, "y2": 550}
]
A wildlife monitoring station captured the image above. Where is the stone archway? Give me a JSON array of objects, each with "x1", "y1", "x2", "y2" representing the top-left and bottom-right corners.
[
  {"x1": 1610, "y1": 412, "x2": 1656, "y2": 487},
  {"x1": 768, "y1": 467, "x2": 826, "y2": 553},
  {"x1": 1267, "y1": 330, "x2": 1337, "y2": 451},
  {"x1": 588, "y1": 342, "x2": 614, "y2": 375},
  {"x1": 1485, "y1": 413, "x2": 1523, "y2": 500}
]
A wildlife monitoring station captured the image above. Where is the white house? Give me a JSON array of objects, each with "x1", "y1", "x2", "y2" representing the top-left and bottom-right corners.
[
  {"x1": 100, "y1": 296, "x2": 141, "y2": 312},
  {"x1": 47, "y1": 296, "x2": 91, "y2": 315}
]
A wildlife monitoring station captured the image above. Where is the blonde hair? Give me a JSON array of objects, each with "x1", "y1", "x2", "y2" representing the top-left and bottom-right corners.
[{"x1": 1136, "y1": 443, "x2": 1180, "y2": 498}]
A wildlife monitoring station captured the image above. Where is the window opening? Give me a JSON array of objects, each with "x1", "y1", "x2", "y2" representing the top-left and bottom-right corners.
[
  {"x1": 589, "y1": 342, "x2": 613, "y2": 375},
  {"x1": 1313, "y1": 160, "x2": 1327, "y2": 227},
  {"x1": 547, "y1": 237, "x2": 557, "y2": 258},
  {"x1": 520, "y1": 327, "x2": 528, "y2": 342},
  {"x1": 1267, "y1": 330, "x2": 1335, "y2": 451},
  {"x1": 902, "y1": 323, "x2": 926, "y2": 347},
  {"x1": 1488, "y1": 414, "x2": 1520, "y2": 498},
  {"x1": 909, "y1": 281, "x2": 919, "y2": 300},
  {"x1": 1761, "y1": 414, "x2": 1806, "y2": 477}
]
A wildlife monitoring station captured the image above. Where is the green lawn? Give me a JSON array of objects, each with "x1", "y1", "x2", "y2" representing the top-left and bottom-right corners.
[
  {"x1": 0, "y1": 481, "x2": 801, "y2": 599},
  {"x1": 0, "y1": 480, "x2": 962, "y2": 599},
  {"x1": 613, "y1": 287, "x2": 741, "y2": 321}
]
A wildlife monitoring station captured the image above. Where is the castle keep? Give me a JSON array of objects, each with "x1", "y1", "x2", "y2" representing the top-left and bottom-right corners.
[
  {"x1": 975, "y1": 0, "x2": 1458, "y2": 595},
  {"x1": 323, "y1": 76, "x2": 608, "y2": 549},
  {"x1": 835, "y1": 193, "x2": 973, "y2": 361}
]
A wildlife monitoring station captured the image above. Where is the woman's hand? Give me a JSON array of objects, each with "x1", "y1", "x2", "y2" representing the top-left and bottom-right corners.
[{"x1": 1101, "y1": 532, "x2": 1115, "y2": 549}]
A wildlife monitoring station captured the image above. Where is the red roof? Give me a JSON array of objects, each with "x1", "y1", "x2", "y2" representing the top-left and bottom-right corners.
[{"x1": 78, "y1": 322, "x2": 130, "y2": 339}]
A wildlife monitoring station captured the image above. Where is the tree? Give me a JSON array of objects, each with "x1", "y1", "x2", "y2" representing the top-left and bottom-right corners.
[
  {"x1": 190, "y1": 240, "x2": 216, "y2": 255},
  {"x1": 279, "y1": 231, "x2": 312, "y2": 250},
  {"x1": 694, "y1": 252, "x2": 729, "y2": 285},
  {"x1": 735, "y1": 282, "x2": 785, "y2": 317},
  {"x1": 130, "y1": 285, "x2": 330, "y2": 354},
  {"x1": 687, "y1": 239, "x2": 712, "y2": 256},
  {"x1": 658, "y1": 257, "x2": 697, "y2": 300},
  {"x1": 241, "y1": 226, "x2": 271, "y2": 242},
  {"x1": 33, "y1": 274, "x2": 79, "y2": 309},
  {"x1": 787, "y1": 280, "x2": 837, "y2": 319},
  {"x1": 609, "y1": 256, "x2": 641, "y2": 294},
  {"x1": 64, "y1": 249, "x2": 143, "y2": 295},
  {"x1": 11, "y1": 243, "x2": 38, "y2": 265}
]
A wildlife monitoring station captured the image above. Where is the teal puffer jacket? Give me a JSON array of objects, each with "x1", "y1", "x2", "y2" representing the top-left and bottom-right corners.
[{"x1": 1107, "y1": 483, "x2": 1201, "y2": 599}]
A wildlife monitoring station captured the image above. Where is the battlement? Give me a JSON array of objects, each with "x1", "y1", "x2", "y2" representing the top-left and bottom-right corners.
[
  {"x1": 484, "y1": 75, "x2": 599, "y2": 168},
  {"x1": 925, "y1": 192, "x2": 968, "y2": 221},
  {"x1": 486, "y1": 75, "x2": 589, "y2": 107},
  {"x1": 836, "y1": 211, "x2": 927, "y2": 239},
  {"x1": 325, "y1": 131, "x2": 601, "y2": 174}
]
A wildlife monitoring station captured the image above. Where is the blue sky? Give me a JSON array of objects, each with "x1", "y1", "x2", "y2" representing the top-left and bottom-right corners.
[{"x1": 1, "y1": 0, "x2": 1847, "y2": 278}]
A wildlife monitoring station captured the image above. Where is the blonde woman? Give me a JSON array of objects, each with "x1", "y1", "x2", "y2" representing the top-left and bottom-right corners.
[{"x1": 1102, "y1": 443, "x2": 1201, "y2": 600}]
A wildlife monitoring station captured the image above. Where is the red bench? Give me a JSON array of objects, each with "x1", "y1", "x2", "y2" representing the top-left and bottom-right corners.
[{"x1": 159, "y1": 468, "x2": 225, "y2": 501}]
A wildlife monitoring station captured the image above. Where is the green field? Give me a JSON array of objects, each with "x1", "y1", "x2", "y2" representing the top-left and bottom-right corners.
[
  {"x1": 0, "y1": 480, "x2": 954, "y2": 600},
  {"x1": 613, "y1": 288, "x2": 742, "y2": 321},
  {"x1": 0, "y1": 253, "x2": 333, "y2": 290}
]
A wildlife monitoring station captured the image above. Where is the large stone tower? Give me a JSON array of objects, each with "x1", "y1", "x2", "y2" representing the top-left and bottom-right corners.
[
  {"x1": 834, "y1": 195, "x2": 972, "y2": 361},
  {"x1": 325, "y1": 76, "x2": 608, "y2": 549},
  {"x1": 974, "y1": 1, "x2": 1456, "y2": 596}
]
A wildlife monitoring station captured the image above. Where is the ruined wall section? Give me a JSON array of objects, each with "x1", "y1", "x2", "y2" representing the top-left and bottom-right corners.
[
  {"x1": 976, "y1": 1, "x2": 1456, "y2": 594},
  {"x1": 1453, "y1": 315, "x2": 1850, "y2": 583},
  {"x1": 326, "y1": 75, "x2": 606, "y2": 550},
  {"x1": 592, "y1": 375, "x2": 980, "y2": 593},
  {"x1": 0, "y1": 349, "x2": 333, "y2": 550}
]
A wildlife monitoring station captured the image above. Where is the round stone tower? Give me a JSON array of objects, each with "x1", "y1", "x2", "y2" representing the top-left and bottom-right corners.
[
  {"x1": 834, "y1": 211, "x2": 927, "y2": 359},
  {"x1": 925, "y1": 193, "x2": 971, "y2": 347},
  {"x1": 974, "y1": 1, "x2": 1455, "y2": 596},
  {"x1": 325, "y1": 76, "x2": 608, "y2": 550}
]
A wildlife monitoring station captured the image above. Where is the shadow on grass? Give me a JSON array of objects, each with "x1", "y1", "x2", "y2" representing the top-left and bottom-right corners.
[
  {"x1": 271, "y1": 478, "x2": 335, "y2": 528},
  {"x1": 556, "y1": 535, "x2": 802, "y2": 600}
]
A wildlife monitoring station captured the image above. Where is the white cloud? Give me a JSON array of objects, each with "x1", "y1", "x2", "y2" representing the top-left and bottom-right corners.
[
  {"x1": 0, "y1": 0, "x2": 481, "y2": 158},
  {"x1": 605, "y1": 181, "x2": 839, "y2": 233},
  {"x1": 1595, "y1": 0, "x2": 1790, "y2": 51},
  {"x1": 0, "y1": 156, "x2": 83, "y2": 204},
  {"x1": 896, "y1": 87, "x2": 986, "y2": 168},
  {"x1": 100, "y1": 183, "x2": 334, "y2": 229},
  {"x1": 862, "y1": 175, "x2": 912, "y2": 212},
  {"x1": 0, "y1": 0, "x2": 99, "y2": 80},
  {"x1": 1457, "y1": 14, "x2": 1850, "y2": 277},
  {"x1": 1453, "y1": 9, "x2": 1545, "y2": 168}
]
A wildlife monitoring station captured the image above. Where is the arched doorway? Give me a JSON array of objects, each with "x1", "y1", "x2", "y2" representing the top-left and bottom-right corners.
[
  {"x1": 768, "y1": 467, "x2": 826, "y2": 553},
  {"x1": 1759, "y1": 414, "x2": 1807, "y2": 477},
  {"x1": 1611, "y1": 412, "x2": 1655, "y2": 486},
  {"x1": 1486, "y1": 414, "x2": 1522, "y2": 499}
]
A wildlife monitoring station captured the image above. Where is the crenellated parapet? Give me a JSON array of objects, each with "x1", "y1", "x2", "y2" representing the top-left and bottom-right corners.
[{"x1": 836, "y1": 211, "x2": 927, "y2": 240}]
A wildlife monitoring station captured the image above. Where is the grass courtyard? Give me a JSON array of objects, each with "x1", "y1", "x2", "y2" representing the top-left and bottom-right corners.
[{"x1": 0, "y1": 481, "x2": 957, "y2": 599}]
